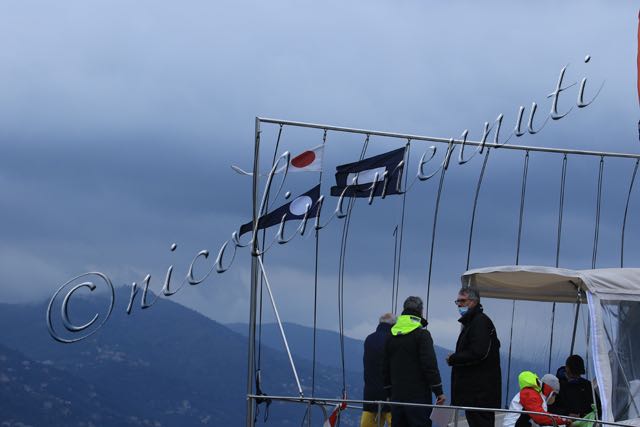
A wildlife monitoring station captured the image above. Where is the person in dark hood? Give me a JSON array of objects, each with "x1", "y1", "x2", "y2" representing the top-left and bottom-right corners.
[
  {"x1": 383, "y1": 296, "x2": 446, "y2": 427},
  {"x1": 360, "y1": 312, "x2": 396, "y2": 427},
  {"x1": 447, "y1": 287, "x2": 501, "y2": 427},
  {"x1": 549, "y1": 354, "x2": 601, "y2": 418}
]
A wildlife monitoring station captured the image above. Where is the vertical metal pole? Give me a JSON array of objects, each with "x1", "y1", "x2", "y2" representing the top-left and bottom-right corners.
[{"x1": 246, "y1": 117, "x2": 261, "y2": 427}]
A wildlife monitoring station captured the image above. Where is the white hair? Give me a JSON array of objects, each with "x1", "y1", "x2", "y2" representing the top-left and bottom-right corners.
[{"x1": 379, "y1": 313, "x2": 396, "y2": 324}]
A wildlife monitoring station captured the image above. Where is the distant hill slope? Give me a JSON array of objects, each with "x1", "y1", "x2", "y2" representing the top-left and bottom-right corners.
[
  {"x1": 0, "y1": 288, "x2": 363, "y2": 426},
  {"x1": 228, "y1": 322, "x2": 454, "y2": 395},
  {"x1": 0, "y1": 289, "x2": 554, "y2": 426},
  {"x1": 0, "y1": 343, "x2": 139, "y2": 427},
  {"x1": 227, "y1": 321, "x2": 559, "y2": 406}
]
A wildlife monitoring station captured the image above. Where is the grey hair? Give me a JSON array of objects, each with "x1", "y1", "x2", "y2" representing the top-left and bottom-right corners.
[
  {"x1": 379, "y1": 312, "x2": 396, "y2": 325},
  {"x1": 458, "y1": 287, "x2": 480, "y2": 302}
]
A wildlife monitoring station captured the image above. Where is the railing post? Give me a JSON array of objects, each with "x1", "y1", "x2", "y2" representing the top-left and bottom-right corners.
[
  {"x1": 377, "y1": 401, "x2": 382, "y2": 427},
  {"x1": 454, "y1": 408, "x2": 459, "y2": 427}
]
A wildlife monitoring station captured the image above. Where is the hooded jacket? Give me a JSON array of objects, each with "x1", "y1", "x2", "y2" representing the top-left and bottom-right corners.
[
  {"x1": 449, "y1": 304, "x2": 502, "y2": 408},
  {"x1": 362, "y1": 322, "x2": 393, "y2": 412},
  {"x1": 503, "y1": 371, "x2": 570, "y2": 427},
  {"x1": 382, "y1": 310, "x2": 443, "y2": 402},
  {"x1": 548, "y1": 366, "x2": 600, "y2": 417}
]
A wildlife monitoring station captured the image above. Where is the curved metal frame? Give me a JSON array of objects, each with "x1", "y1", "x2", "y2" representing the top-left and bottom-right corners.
[{"x1": 247, "y1": 116, "x2": 640, "y2": 426}]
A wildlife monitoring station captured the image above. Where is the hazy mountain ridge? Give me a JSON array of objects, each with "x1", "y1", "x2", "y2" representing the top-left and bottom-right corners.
[
  {"x1": 228, "y1": 321, "x2": 454, "y2": 393},
  {"x1": 0, "y1": 342, "x2": 142, "y2": 427},
  {"x1": 0, "y1": 289, "x2": 362, "y2": 426},
  {"x1": 0, "y1": 288, "x2": 551, "y2": 426}
]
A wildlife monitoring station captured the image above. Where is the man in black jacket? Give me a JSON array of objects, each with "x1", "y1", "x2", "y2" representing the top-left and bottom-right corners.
[
  {"x1": 383, "y1": 296, "x2": 446, "y2": 427},
  {"x1": 361, "y1": 312, "x2": 396, "y2": 427},
  {"x1": 447, "y1": 287, "x2": 501, "y2": 427}
]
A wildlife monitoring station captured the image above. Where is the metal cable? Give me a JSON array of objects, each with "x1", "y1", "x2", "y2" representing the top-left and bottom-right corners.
[
  {"x1": 425, "y1": 155, "x2": 449, "y2": 320},
  {"x1": 253, "y1": 125, "x2": 284, "y2": 424},
  {"x1": 311, "y1": 129, "x2": 328, "y2": 400},
  {"x1": 515, "y1": 151, "x2": 529, "y2": 266},
  {"x1": 621, "y1": 159, "x2": 639, "y2": 267},
  {"x1": 548, "y1": 154, "x2": 568, "y2": 372},
  {"x1": 393, "y1": 142, "x2": 411, "y2": 315},
  {"x1": 336, "y1": 135, "x2": 370, "y2": 404},
  {"x1": 592, "y1": 157, "x2": 604, "y2": 269},
  {"x1": 301, "y1": 130, "x2": 329, "y2": 427},
  {"x1": 392, "y1": 226, "x2": 399, "y2": 314},
  {"x1": 256, "y1": 124, "x2": 283, "y2": 376},
  {"x1": 505, "y1": 150, "x2": 530, "y2": 408},
  {"x1": 466, "y1": 148, "x2": 492, "y2": 270},
  {"x1": 257, "y1": 256, "x2": 304, "y2": 397}
]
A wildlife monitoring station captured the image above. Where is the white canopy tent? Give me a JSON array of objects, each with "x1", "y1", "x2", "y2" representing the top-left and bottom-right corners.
[{"x1": 461, "y1": 265, "x2": 640, "y2": 425}]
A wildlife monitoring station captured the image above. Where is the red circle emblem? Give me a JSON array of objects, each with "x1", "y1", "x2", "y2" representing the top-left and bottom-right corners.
[{"x1": 291, "y1": 151, "x2": 316, "y2": 168}]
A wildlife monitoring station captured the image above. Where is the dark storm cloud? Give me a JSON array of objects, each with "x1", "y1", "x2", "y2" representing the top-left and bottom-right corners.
[{"x1": 0, "y1": 0, "x2": 639, "y2": 364}]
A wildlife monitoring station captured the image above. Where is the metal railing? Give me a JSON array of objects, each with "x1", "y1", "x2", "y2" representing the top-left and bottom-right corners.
[
  {"x1": 257, "y1": 117, "x2": 640, "y2": 160},
  {"x1": 248, "y1": 394, "x2": 632, "y2": 427}
]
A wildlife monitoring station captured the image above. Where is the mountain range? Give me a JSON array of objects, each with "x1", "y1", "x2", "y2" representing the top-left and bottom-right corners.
[
  {"x1": 1, "y1": 287, "x2": 556, "y2": 426},
  {"x1": 0, "y1": 289, "x2": 368, "y2": 426}
]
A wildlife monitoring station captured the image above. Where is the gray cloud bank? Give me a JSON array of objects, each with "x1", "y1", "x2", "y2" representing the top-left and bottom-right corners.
[{"x1": 1, "y1": 0, "x2": 639, "y2": 360}]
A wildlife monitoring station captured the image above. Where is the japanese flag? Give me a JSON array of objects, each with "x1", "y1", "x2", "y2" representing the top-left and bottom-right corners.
[
  {"x1": 231, "y1": 144, "x2": 324, "y2": 176},
  {"x1": 286, "y1": 144, "x2": 324, "y2": 172}
]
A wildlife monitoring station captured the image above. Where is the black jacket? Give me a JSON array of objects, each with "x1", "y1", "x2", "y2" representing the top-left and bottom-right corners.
[
  {"x1": 449, "y1": 304, "x2": 501, "y2": 408},
  {"x1": 548, "y1": 366, "x2": 601, "y2": 417},
  {"x1": 383, "y1": 311, "x2": 444, "y2": 403},
  {"x1": 362, "y1": 322, "x2": 393, "y2": 412}
]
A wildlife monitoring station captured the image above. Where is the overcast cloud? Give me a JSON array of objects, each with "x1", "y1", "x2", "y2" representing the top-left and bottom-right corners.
[{"x1": 1, "y1": 1, "x2": 639, "y2": 359}]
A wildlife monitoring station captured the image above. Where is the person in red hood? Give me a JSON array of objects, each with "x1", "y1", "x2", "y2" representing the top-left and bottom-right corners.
[{"x1": 503, "y1": 371, "x2": 573, "y2": 427}]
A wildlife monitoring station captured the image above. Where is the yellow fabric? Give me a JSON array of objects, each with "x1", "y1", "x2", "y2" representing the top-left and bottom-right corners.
[
  {"x1": 360, "y1": 410, "x2": 392, "y2": 427},
  {"x1": 391, "y1": 315, "x2": 421, "y2": 336},
  {"x1": 518, "y1": 371, "x2": 541, "y2": 392}
]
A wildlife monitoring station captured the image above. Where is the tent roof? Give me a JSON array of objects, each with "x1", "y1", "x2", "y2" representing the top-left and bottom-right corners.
[{"x1": 461, "y1": 265, "x2": 640, "y2": 303}]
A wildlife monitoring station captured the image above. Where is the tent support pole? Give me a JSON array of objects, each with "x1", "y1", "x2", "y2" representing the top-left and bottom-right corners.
[{"x1": 570, "y1": 300, "x2": 581, "y2": 355}]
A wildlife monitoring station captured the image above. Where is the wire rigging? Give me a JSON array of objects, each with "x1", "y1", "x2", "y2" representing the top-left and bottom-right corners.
[
  {"x1": 392, "y1": 141, "x2": 411, "y2": 315},
  {"x1": 392, "y1": 226, "x2": 399, "y2": 313},
  {"x1": 257, "y1": 125, "x2": 284, "y2": 367},
  {"x1": 336, "y1": 135, "x2": 370, "y2": 411},
  {"x1": 548, "y1": 154, "x2": 568, "y2": 373},
  {"x1": 311, "y1": 129, "x2": 328, "y2": 399},
  {"x1": 621, "y1": 159, "x2": 639, "y2": 267},
  {"x1": 505, "y1": 150, "x2": 530, "y2": 409},
  {"x1": 300, "y1": 130, "x2": 329, "y2": 427},
  {"x1": 466, "y1": 148, "x2": 492, "y2": 270},
  {"x1": 255, "y1": 124, "x2": 284, "y2": 423},
  {"x1": 425, "y1": 144, "x2": 452, "y2": 319},
  {"x1": 592, "y1": 157, "x2": 605, "y2": 269}
]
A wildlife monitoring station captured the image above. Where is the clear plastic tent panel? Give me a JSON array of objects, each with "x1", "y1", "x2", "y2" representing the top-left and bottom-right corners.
[{"x1": 600, "y1": 299, "x2": 640, "y2": 422}]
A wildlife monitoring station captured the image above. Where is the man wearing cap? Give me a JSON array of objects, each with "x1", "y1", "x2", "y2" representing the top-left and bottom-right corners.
[
  {"x1": 383, "y1": 296, "x2": 446, "y2": 427},
  {"x1": 447, "y1": 287, "x2": 501, "y2": 427},
  {"x1": 360, "y1": 312, "x2": 396, "y2": 427},
  {"x1": 503, "y1": 371, "x2": 572, "y2": 427}
]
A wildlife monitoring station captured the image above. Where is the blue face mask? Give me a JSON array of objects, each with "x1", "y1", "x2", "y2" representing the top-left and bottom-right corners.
[{"x1": 458, "y1": 306, "x2": 469, "y2": 316}]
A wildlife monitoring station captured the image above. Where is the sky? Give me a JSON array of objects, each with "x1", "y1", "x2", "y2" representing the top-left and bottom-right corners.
[{"x1": 1, "y1": 0, "x2": 639, "y2": 361}]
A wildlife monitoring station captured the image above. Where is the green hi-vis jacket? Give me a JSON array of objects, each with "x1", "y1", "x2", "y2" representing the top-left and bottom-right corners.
[{"x1": 391, "y1": 314, "x2": 423, "y2": 336}]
